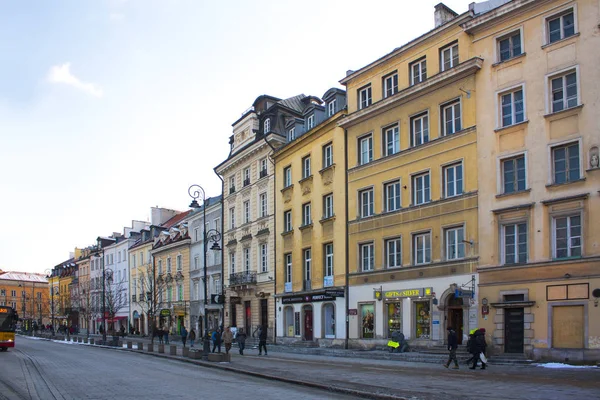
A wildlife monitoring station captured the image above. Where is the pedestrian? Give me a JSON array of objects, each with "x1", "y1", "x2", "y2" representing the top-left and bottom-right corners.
[
  {"x1": 164, "y1": 327, "x2": 170, "y2": 344},
  {"x1": 189, "y1": 328, "x2": 196, "y2": 347},
  {"x1": 158, "y1": 327, "x2": 164, "y2": 344},
  {"x1": 470, "y1": 328, "x2": 487, "y2": 370},
  {"x1": 181, "y1": 325, "x2": 188, "y2": 347},
  {"x1": 120, "y1": 325, "x2": 125, "y2": 337},
  {"x1": 212, "y1": 328, "x2": 222, "y2": 353},
  {"x1": 465, "y1": 329, "x2": 477, "y2": 365},
  {"x1": 236, "y1": 328, "x2": 247, "y2": 355},
  {"x1": 222, "y1": 326, "x2": 233, "y2": 354},
  {"x1": 258, "y1": 325, "x2": 268, "y2": 356},
  {"x1": 444, "y1": 326, "x2": 459, "y2": 369}
]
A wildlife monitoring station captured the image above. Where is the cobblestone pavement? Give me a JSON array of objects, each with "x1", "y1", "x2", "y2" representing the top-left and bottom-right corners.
[{"x1": 0, "y1": 338, "x2": 360, "y2": 400}]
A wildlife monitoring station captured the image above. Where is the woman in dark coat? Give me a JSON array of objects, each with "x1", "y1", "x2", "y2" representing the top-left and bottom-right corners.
[{"x1": 470, "y1": 328, "x2": 487, "y2": 370}]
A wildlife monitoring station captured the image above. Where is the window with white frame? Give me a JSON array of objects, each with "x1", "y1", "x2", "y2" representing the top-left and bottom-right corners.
[
  {"x1": 383, "y1": 124, "x2": 399, "y2": 156},
  {"x1": 302, "y1": 202, "x2": 312, "y2": 226},
  {"x1": 194, "y1": 256, "x2": 199, "y2": 270},
  {"x1": 502, "y1": 155, "x2": 526, "y2": 193},
  {"x1": 410, "y1": 112, "x2": 429, "y2": 147},
  {"x1": 260, "y1": 158, "x2": 268, "y2": 177},
  {"x1": 553, "y1": 214, "x2": 581, "y2": 259},
  {"x1": 243, "y1": 200, "x2": 250, "y2": 224},
  {"x1": 385, "y1": 237, "x2": 402, "y2": 268},
  {"x1": 229, "y1": 207, "x2": 236, "y2": 229},
  {"x1": 383, "y1": 72, "x2": 398, "y2": 98},
  {"x1": 176, "y1": 255, "x2": 182, "y2": 271},
  {"x1": 284, "y1": 166, "x2": 292, "y2": 187},
  {"x1": 243, "y1": 167, "x2": 251, "y2": 186},
  {"x1": 158, "y1": 260, "x2": 163, "y2": 275},
  {"x1": 410, "y1": 58, "x2": 427, "y2": 85},
  {"x1": 306, "y1": 114, "x2": 315, "y2": 130},
  {"x1": 384, "y1": 180, "x2": 401, "y2": 212},
  {"x1": 243, "y1": 247, "x2": 250, "y2": 272},
  {"x1": 549, "y1": 70, "x2": 578, "y2": 113},
  {"x1": 132, "y1": 254, "x2": 136, "y2": 268},
  {"x1": 264, "y1": 118, "x2": 270, "y2": 133},
  {"x1": 440, "y1": 42, "x2": 459, "y2": 71},
  {"x1": 302, "y1": 155, "x2": 311, "y2": 179},
  {"x1": 500, "y1": 87, "x2": 524, "y2": 127},
  {"x1": 303, "y1": 248, "x2": 312, "y2": 281},
  {"x1": 498, "y1": 30, "x2": 522, "y2": 62},
  {"x1": 284, "y1": 210, "x2": 292, "y2": 232},
  {"x1": 552, "y1": 141, "x2": 580, "y2": 184},
  {"x1": 285, "y1": 254, "x2": 292, "y2": 283},
  {"x1": 413, "y1": 232, "x2": 431, "y2": 265},
  {"x1": 445, "y1": 226, "x2": 465, "y2": 260},
  {"x1": 358, "y1": 85, "x2": 372, "y2": 109},
  {"x1": 328, "y1": 99, "x2": 336, "y2": 116},
  {"x1": 359, "y1": 188, "x2": 374, "y2": 218},
  {"x1": 443, "y1": 162, "x2": 463, "y2": 198},
  {"x1": 259, "y1": 243, "x2": 268, "y2": 273},
  {"x1": 177, "y1": 284, "x2": 183, "y2": 301},
  {"x1": 229, "y1": 176, "x2": 235, "y2": 192},
  {"x1": 118, "y1": 252, "x2": 121, "y2": 263},
  {"x1": 441, "y1": 99, "x2": 461, "y2": 135},
  {"x1": 412, "y1": 172, "x2": 431, "y2": 205},
  {"x1": 214, "y1": 217, "x2": 220, "y2": 231},
  {"x1": 259, "y1": 192, "x2": 268, "y2": 218},
  {"x1": 229, "y1": 252, "x2": 236, "y2": 274},
  {"x1": 324, "y1": 243, "x2": 333, "y2": 277},
  {"x1": 323, "y1": 194, "x2": 333, "y2": 219},
  {"x1": 167, "y1": 257, "x2": 172, "y2": 273},
  {"x1": 502, "y1": 223, "x2": 527, "y2": 264},
  {"x1": 140, "y1": 252, "x2": 144, "y2": 265},
  {"x1": 323, "y1": 143, "x2": 333, "y2": 168},
  {"x1": 359, "y1": 134, "x2": 373, "y2": 165},
  {"x1": 546, "y1": 9, "x2": 575, "y2": 44},
  {"x1": 193, "y1": 282, "x2": 199, "y2": 301},
  {"x1": 288, "y1": 127, "x2": 295, "y2": 141},
  {"x1": 360, "y1": 243, "x2": 374, "y2": 271}
]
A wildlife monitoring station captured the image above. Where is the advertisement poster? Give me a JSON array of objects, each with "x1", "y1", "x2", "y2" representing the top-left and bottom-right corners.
[{"x1": 361, "y1": 304, "x2": 374, "y2": 339}]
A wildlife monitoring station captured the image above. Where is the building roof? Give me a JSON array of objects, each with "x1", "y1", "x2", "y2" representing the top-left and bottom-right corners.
[
  {"x1": 276, "y1": 94, "x2": 307, "y2": 114},
  {"x1": 0, "y1": 271, "x2": 48, "y2": 283},
  {"x1": 162, "y1": 210, "x2": 192, "y2": 229}
]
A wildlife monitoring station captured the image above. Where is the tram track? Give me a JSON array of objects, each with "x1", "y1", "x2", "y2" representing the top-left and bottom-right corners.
[{"x1": 9, "y1": 349, "x2": 65, "y2": 400}]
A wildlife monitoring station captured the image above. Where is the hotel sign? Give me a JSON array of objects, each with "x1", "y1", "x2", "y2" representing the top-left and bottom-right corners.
[{"x1": 384, "y1": 287, "x2": 433, "y2": 299}]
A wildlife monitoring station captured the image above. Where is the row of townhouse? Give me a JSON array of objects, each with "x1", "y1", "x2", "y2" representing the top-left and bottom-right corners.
[
  {"x1": 0, "y1": 271, "x2": 49, "y2": 330},
  {"x1": 215, "y1": 0, "x2": 600, "y2": 362}
]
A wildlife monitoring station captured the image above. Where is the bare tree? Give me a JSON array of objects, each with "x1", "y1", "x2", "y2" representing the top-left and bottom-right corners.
[
  {"x1": 104, "y1": 270, "x2": 128, "y2": 336},
  {"x1": 134, "y1": 265, "x2": 167, "y2": 344},
  {"x1": 72, "y1": 279, "x2": 95, "y2": 339}
]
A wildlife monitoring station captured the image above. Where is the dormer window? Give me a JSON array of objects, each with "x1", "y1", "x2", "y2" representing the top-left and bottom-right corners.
[
  {"x1": 288, "y1": 127, "x2": 295, "y2": 141},
  {"x1": 328, "y1": 100, "x2": 336, "y2": 117},
  {"x1": 306, "y1": 114, "x2": 315, "y2": 130},
  {"x1": 264, "y1": 118, "x2": 270, "y2": 134},
  {"x1": 358, "y1": 85, "x2": 372, "y2": 109}
]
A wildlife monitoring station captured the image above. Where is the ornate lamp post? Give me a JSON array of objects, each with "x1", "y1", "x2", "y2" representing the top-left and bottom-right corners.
[
  {"x1": 94, "y1": 238, "x2": 107, "y2": 344},
  {"x1": 188, "y1": 184, "x2": 221, "y2": 359},
  {"x1": 44, "y1": 268, "x2": 55, "y2": 337}
]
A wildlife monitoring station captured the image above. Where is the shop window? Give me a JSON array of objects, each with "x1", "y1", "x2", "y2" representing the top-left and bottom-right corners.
[
  {"x1": 360, "y1": 303, "x2": 375, "y2": 339},
  {"x1": 414, "y1": 301, "x2": 431, "y2": 339},
  {"x1": 323, "y1": 303, "x2": 336, "y2": 338},
  {"x1": 284, "y1": 306, "x2": 294, "y2": 337},
  {"x1": 386, "y1": 301, "x2": 402, "y2": 338}
]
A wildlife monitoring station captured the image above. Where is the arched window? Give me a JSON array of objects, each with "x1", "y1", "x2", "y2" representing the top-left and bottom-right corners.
[
  {"x1": 323, "y1": 303, "x2": 335, "y2": 338},
  {"x1": 284, "y1": 306, "x2": 294, "y2": 337}
]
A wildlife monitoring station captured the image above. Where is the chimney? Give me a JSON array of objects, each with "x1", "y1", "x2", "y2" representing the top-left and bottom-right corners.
[
  {"x1": 434, "y1": 3, "x2": 458, "y2": 27},
  {"x1": 346, "y1": 70, "x2": 354, "y2": 77}
]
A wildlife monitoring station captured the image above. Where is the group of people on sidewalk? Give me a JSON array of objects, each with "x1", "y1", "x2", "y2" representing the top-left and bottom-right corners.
[
  {"x1": 209, "y1": 325, "x2": 268, "y2": 356},
  {"x1": 445, "y1": 327, "x2": 488, "y2": 370}
]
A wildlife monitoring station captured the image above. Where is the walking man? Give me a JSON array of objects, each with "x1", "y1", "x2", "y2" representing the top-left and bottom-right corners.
[
  {"x1": 211, "y1": 328, "x2": 222, "y2": 353},
  {"x1": 181, "y1": 325, "x2": 188, "y2": 347},
  {"x1": 258, "y1": 325, "x2": 268, "y2": 356},
  {"x1": 236, "y1": 328, "x2": 247, "y2": 355},
  {"x1": 189, "y1": 328, "x2": 196, "y2": 347},
  {"x1": 222, "y1": 326, "x2": 233, "y2": 354},
  {"x1": 444, "y1": 326, "x2": 459, "y2": 369}
]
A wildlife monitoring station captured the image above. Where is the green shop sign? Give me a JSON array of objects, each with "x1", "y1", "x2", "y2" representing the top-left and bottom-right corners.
[{"x1": 160, "y1": 309, "x2": 171, "y2": 317}]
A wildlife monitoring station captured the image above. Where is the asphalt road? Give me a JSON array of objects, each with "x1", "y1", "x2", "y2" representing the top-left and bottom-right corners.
[{"x1": 0, "y1": 338, "x2": 360, "y2": 400}]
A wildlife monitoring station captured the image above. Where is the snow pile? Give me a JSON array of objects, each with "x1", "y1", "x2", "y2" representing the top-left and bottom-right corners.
[{"x1": 536, "y1": 363, "x2": 598, "y2": 369}]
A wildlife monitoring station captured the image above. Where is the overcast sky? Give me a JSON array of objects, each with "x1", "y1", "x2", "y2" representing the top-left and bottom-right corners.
[{"x1": 0, "y1": 0, "x2": 473, "y2": 272}]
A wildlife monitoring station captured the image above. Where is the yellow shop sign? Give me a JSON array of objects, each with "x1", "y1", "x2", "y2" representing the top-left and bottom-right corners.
[{"x1": 384, "y1": 287, "x2": 433, "y2": 299}]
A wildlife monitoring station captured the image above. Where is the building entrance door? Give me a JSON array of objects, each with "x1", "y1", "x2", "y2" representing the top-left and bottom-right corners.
[
  {"x1": 303, "y1": 306, "x2": 313, "y2": 341},
  {"x1": 244, "y1": 301, "x2": 251, "y2": 338},
  {"x1": 446, "y1": 294, "x2": 464, "y2": 344},
  {"x1": 504, "y1": 308, "x2": 524, "y2": 353},
  {"x1": 260, "y1": 299, "x2": 268, "y2": 329},
  {"x1": 231, "y1": 303, "x2": 237, "y2": 328}
]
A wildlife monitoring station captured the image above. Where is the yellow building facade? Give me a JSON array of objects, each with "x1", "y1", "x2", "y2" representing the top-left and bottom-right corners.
[
  {"x1": 129, "y1": 231, "x2": 155, "y2": 336},
  {"x1": 273, "y1": 88, "x2": 348, "y2": 345},
  {"x1": 0, "y1": 272, "x2": 49, "y2": 329},
  {"x1": 340, "y1": 5, "x2": 480, "y2": 347},
  {"x1": 464, "y1": 0, "x2": 600, "y2": 361}
]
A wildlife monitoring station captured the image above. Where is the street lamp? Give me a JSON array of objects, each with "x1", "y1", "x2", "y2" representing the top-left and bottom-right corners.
[
  {"x1": 44, "y1": 268, "x2": 55, "y2": 337},
  {"x1": 94, "y1": 238, "x2": 107, "y2": 344},
  {"x1": 188, "y1": 184, "x2": 222, "y2": 359}
]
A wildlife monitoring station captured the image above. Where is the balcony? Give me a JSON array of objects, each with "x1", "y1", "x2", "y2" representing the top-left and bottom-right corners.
[
  {"x1": 259, "y1": 169, "x2": 267, "y2": 179},
  {"x1": 229, "y1": 186, "x2": 236, "y2": 194},
  {"x1": 229, "y1": 271, "x2": 257, "y2": 286},
  {"x1": 284, "y1": 282, "x2": 292, "y2": 293},
  {"x1": 243, "y1": 178, "x2": 251, "y2": 187},
  {"x1": 303, "y1": 280, "x2": 312, "y2": 291}
]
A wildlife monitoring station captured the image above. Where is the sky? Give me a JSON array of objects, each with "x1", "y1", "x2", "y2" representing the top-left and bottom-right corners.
[{"x1": 0, "y1": 0, "x2": 473, "y2": 273}]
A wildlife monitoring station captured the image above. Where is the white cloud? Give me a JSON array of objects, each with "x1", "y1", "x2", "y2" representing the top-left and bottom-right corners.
[
  {"x1": 109, "y1": 13, "x2": 125, "y2": 21},
  {"x1": 47, "y1": 63, "x2": 103, "y2": 97}
]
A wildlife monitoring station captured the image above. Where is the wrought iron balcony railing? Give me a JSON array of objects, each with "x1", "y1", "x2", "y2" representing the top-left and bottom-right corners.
[{"x1": 229, "y1": 271, "x2": 257, "y2": 286}]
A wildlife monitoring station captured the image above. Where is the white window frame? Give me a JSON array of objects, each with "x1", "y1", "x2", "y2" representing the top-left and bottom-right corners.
[
  {"x1": 549, "y1": 139, "x2": 582, "y2": 185},
  {"x1": 264, "y1": 118, "x2": 270, "y2": 133},
  {"x1": 323, "y1": 193, "x2": 333, "y2": 219},
  {"x1": 412, "y1": 171, "x2": 431, "y2": 206},
  {"x1": 243, "y1": 200, "x2": 250, "y2": 224},
  {"x1": 410, "y1": 58, "x2": 427, "y2": 85},
  {"x1": 544, "y1": 6, "x2": 577, "y2": 45},
  {"x1": 229, "y1": 207, "x2": 236, "y2": 229},
  {"x1": 383, "y1": 72, "x2": 398, "y2": 98},
  {"x1": 323, "y1": 143, "x2": 333, "y2": 168},
  {"x1": 259, "y1": 192, "x2": 268, "y2": 218},
  {"x1": 501, "y1": 222, "x2": 528, "y2": 265},
  {"x1": 176, "y1": 254, "x2": 182, "y2": 271},
  {"x1": 285, "y1": 254, "x2": 292, "y2": 283},
  {"x1": 260, "y1": 158, "x2": 268, "y2": 176},
  {"x1": 410, "y1": 112, "x2": 429, "y2": 147},
  {"x1": 495, "y1": 28, "x2": 524, "y2": 63},
  {"x1": 445, "y1": 226, "x2": 465, "y2": 260},
  {"x1": 302, "y1": 202, "x2": 312, "y2": 226},
  {"x1": 288, "y1": 127, "x2": 295, "y2": 141},
  {"x1": 545, "y1": 66, "x2": 580, "y2": 114},
  {"x1": 328, "y1": 99, "x2": 336, "y2": 116},
  {"x1": 229, "y1": 252, "x2": 236, "y2": 274},
  {"x1": 303, "y1": 248, "x2": 312, "y2": 281},
  {"x1": 499, "y1": 153, "x2": 527, "y2": 194},
  {"x1": 383, "y1": 179, "x2": 401, "y2": 212},
  {"x1": 552, "y1": 214, "x2": 582, "y2": 259},
  {"x1": 259, "y1": 243, "x2": 268, "y2": 273},
  {"x1": 229, "y1": 176, "x2": 235, "y2": 192},
  {"x1": 413, "y1": 231, "x2": 432, "y2": 265},
  {"x1": 440, "y1": 42, "x2": 459, "y2": 72},
  {"x1": 497, "y1": 84, "x2": 526, "y2": 128},
  {"x1": 324, "y1": 243, "x2": 334, "y2": 277},
  {"x1": 385, "y1": 237, "x2": 402, "y2": 268},
  {"x1": 358, "y1": 85, "x2": 372, "y2": 109},
  {"x1": 359, "y1": 242, "x2": 374, "y2": 272},
  {"x1": 243, "y1": 167, "x2": 251, "y2": 185},
  {"x1": 243, "y1": 247, "x2": 251, "y2": 273},
  {"x1": 302, "y1": 155, "x2": 311, "y2": 178},
  {"x1": 284, "y1": 210, "x2": 292, "y2": 232},
  {"x1": 359, "y1": 187, "x2": 374, "y2": 218},
  {"x1": 441, "y1": 98, "x2": 462, "y2": 136},
  {"x1": 442, "y1": 161, "x2": 463, "y2": 198},
  {"x1": 284, "y1": 166, "x2": 292, "y2": 187},
  {"x1": 383, "y1": 124, "x2": 399, "y2": 156},
  {"x1": 306, "y1": 114, "x2": 315, "y2": 130},
  {"x1": 359, "y1": 134, "x2": 373, "y2": 165}
]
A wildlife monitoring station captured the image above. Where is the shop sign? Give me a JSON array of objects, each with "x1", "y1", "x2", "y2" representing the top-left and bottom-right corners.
[
  {"x1": 281, "y1": 291, "x2": 337, "y2": 304},
  {"x1": 384, "y1": 287, "x2": 432, "y2": 299},
  {"x1": 348, "y1": 309, "x2": 358, "y2": 316},
  {"x1": 325, "y1": 289, "x2": 345, "y2": 297},
  {"x1": 455, "y1": 289, "x2": 474, "y2": 299},
  {"x1": 160, "y1": 309, "x2": 171, "y2": 317}
]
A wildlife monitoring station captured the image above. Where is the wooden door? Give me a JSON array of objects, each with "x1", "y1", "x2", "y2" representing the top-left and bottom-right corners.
[
  {"x1": 552, "y1": 305, "x2": 584, "y2": 348},
  {"x1": 504, "y1": 308, "x2": 524, "y2": 353},
  {"x1": 448, "y1": 309, "x2": 463, "y2": 345},
  {"x1": 304, "y1": 308, "x2": 313, "y2": 341}
]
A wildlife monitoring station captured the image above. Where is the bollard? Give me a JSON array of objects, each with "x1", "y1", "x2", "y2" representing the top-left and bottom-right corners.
[
  {"x1": 158, "y1": 344, "x2": 164, "y2": 354},
  {"x1": 127, "y1": 341, "x2": 133, "y2": 349},
  {"x1": 170, "y1": 345, "x2": 177, "y2": 356},
  {"x1": 78, "y1": 337, "x2": 83, "y2": 343},
  {"x1": 89, "y1": 338, "x2": 95, "y2": 345},
  {"x1": 138, "y1": 342, "x2": 144, "y2": 351},
  {"x1": 118, "y1": 340, "x2": 123, "y2": 348},
  {"x1": 182, "y1": 347, "x2": 189, "y2": 357},
  {"x1": 83, "y1": 338, "x2": 88, "y2": 344},
  {"x1": 147, "y1": 343, "x2": 154, "y2": 352}
]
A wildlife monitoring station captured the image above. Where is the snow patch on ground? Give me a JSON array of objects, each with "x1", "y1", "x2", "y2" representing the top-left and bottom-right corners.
[{"x1": 536, "y1": 363, "x2": 598, "y2": 369}]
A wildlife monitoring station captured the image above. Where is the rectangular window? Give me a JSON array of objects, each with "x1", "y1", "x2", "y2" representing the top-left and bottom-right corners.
[
  {"x1": 243, "y1": 247, "x2": 250, "y2": 272},
  {"x1": 383, "y1": 72, "x2": 398, "y2": 98},
  {"x1": 323, "y1": 194, "x2": 334, "y2": 219},
  {"x1": 410, "y1": 58, "x2": 427, "y2": 85},
  {"x1": 550, "y1": 71, "x2": 578, "y2": 113},
  {"x1": 383, "y1": 125, "x2": 399, "y2": 156},
  {"x1": 413, "y1": 232, "x2": 432, "y2": 265},
  {"x1": 284, "y1": 166, "x2": 292, "y2": 187},
  {"x1": 324, "y1": 243, "x2": 334, "y2": 277},
  {"x1": 194, "y1": 256, "x2": 199, "y2": 270},
  {"x1": 552, "y1": 142, "x2": 580, "y2": 184},
  {"x1": 384, "y1": 180, "x2": 401, "y2": 212},
  {"x1": 284, "y1": 210, "x2": 292, "y2": 232},
  {"x1": 385, "y1": 237, "x2": 402, "y2": 268},
  {"x1": 323, "y1": 143, "x2": 333, "y2": 168},
  {"x1": 412, "y1": 172, "x2": 431, "y2": 205},
  {"x1": 132, "y1": 254, "x2": 136, "y2": 268},
  {"x1": 259, "y1": 193, "x2": 268, "y2": 218},
  {"x1": 359, "y1": 134, "x2": 373, "y2": 165},
  {"x1": 502, "y1": 155, "x2": 526, "y2": 193},
  {"x1": 441, "y1": 100, "x2": 461, "y2": 135},
  {"x1": 288, "y1": 127, "x2": 295, "y2": 141},
  {"x1": 260, "y1": 158, "x2": 268, "y2": 178},
  {"x1": 302, "y1": 155, "x2": 311, "y2": 178},
  {"x1": 158, "y1": 260, "x2": 163, "y2": 275},
  {"x1": 547, "y1": 10, "x2": 575, "y2": 44},
  {"x1": 167, "y1": 257, "x2": 172, "y2": 273},
  {"x1": 328, "y1": 99, "x2": 336, "y2": 116},
  {"x1": 243, "y1": 200, "x2": 250, "y2": 224},
  {"x1": 554, "y1": 215, "x2": 581, "y2": 259},
  {"x1": 176, "y1": 255, "x2": 182, "y2": 271},
  {"x1": 140, "y1": 252, "x2": 144, "y2": 265},
  {"x1": 302, "y1": 202, "x2": 312, "y2": 226},
  {"x1": 229, "y1": 252, "x2": 236, "y2": 274},
  {"x1": 260, "y1": 243, "x2": 268, "y2": 273},
  {"x1": 264, "y1": 118, "x2": 270, "y2": 133},
  {"x1": 229, "y1": 176, "x2": 235, "y2": 193},
  {"x1": 502, "y1": 223, "x2": 527, "y2": 264},
  {"x1": 443, "y1": 162, "x2": 463, "y2": 198},
  {"x1": 358, "y1": 85, "x2": 372, "y2": 109},
  {"x1": 500, "y1": 88, "x2": 524, "y2": 127},
  {"x1": 498, "y1": 31, "x2": 522, "y2": 62},
  {"x1": 243, "y1": 167, "x2": 251, "y2": 186},
  {"x1": 360, "y1": 243, "x2": 374, "y2": 271},
  {"x1": 285, "y1": 254, "x2": 292, "y2": 283},
  {"x1": 304, "y1": 248, "x2": 312, "y2": 281},
  {"x1": 410, "y1": 113, "x2": 429, "y2": 147},
  {"x1": 445, "y1": 226, "x2": 465, "y2": 260},
  {"x1": 440, "y1": 43, "x2": 459, "y2": 71},
  {"x1": 229, "y1": 207, "x2": 236, "y2": 229},
  {"x1": 306, "y1": 114, "x2": 315, "y2": 130},
  {"x1": 359, "y1": 188, "x2": 374, "y2": 218}
]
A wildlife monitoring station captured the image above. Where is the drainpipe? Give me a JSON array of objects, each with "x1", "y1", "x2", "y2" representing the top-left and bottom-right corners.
[
  {"x1": 344, "y1": 128, "x2": 350, "y2": 350},
  {"x1": 263, "y1": 135, "x2": 277, "y2": 344}
]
